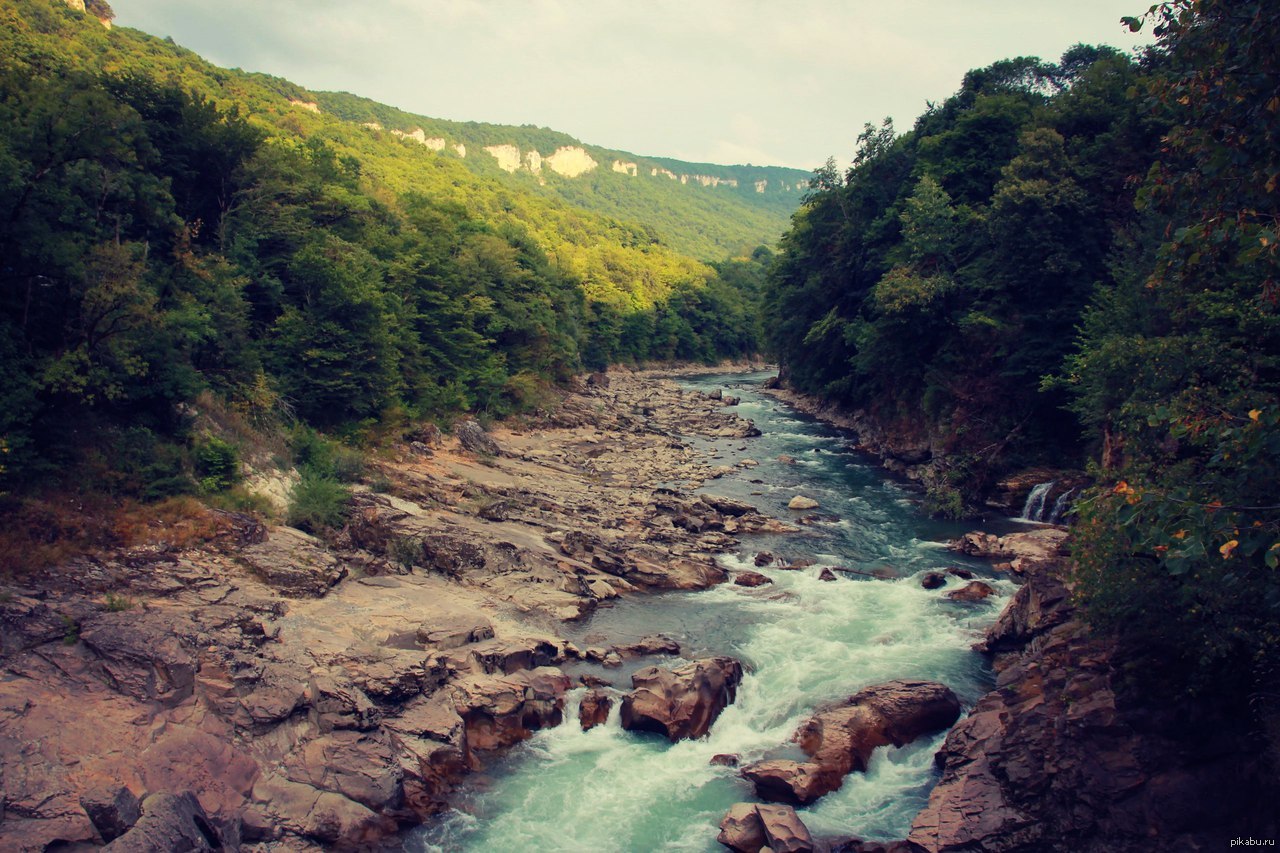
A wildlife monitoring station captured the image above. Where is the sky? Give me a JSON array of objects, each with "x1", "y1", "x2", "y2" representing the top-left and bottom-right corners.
[{"x1": 111, "y1": 1, "x2": 1156, "y2": 172}]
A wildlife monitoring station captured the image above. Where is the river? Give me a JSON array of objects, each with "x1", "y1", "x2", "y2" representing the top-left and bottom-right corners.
[{"x1": 410, "y1": 370, "x2": 1013, "y2": 852}]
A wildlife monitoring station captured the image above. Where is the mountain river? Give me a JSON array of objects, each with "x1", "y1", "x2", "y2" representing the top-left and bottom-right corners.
[{"x1": 410, "y1": 370, "x2": 1017, "y2": 852}]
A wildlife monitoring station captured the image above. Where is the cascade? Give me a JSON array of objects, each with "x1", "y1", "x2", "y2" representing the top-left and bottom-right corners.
[
  {"x1": 1018, "y1": 481, "x2": 1056, "y2": 522},
  {"x1": 1047, "y1": 487, "x2": 1076, "y2": 524}
]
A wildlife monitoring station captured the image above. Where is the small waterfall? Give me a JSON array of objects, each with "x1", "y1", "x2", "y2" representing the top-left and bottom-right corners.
[
  {"x1": 1018, "y1": 481, "x2": 1056, "y2": 522},
  {"x1": 1047, "y1": 487, "x2": 1076, "y2": 524}
]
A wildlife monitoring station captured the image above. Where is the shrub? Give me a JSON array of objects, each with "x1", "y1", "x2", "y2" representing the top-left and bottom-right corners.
[
  {"x1": 387, "y1": 534, "x2": 424, "y2": 570},
  {"x1": 287, "y1": 469, "x2": 350, "y2": 533},
  {"x1": 289, "y1": 425, "x2": 365, "y2": 482},
  {"x1": 194, "y1": 435, "x2": 241, "y2": 494}
]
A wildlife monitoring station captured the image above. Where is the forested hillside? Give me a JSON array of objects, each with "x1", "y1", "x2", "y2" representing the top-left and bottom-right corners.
[
  {"x1": 311, "y1": 89, "x2": 808, "y2": 260},
  {"x1": 764, "y1": 0, "x2": 1279, "y2": 701},
  {"x1": 0, "y1": 0, "x2": 777, "y2": 511}
]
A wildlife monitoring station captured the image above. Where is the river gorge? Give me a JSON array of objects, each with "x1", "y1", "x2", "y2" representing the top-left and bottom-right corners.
[{"x1": 413, "y1": 370, "x2": 1014, "y2": 851}]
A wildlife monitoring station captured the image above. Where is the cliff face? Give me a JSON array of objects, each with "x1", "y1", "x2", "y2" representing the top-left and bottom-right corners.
[
  {"x1": 906, "y1": 531, "x2": 1280, "y2": 852},
  {"x1": 63, "y1": 0, "x2": 113, "y2": 27}
]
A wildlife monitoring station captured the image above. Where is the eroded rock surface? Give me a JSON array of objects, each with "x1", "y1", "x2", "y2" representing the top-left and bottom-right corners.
[
  {"x1": 717, "y1": 802, "x2": 814, "y2": 853},
  {"x1": 742, "y1": 681, "x2": 960, "y2": 805},
  {"x1": 906, "y1": 530, "x2": 1279, "y2": 852},
  {"x1": 0, "y1": 367, "x2": 782, "y2": 851},
  {"x1": 620, "y1": 656, "x2": 744, "y2": 741}
]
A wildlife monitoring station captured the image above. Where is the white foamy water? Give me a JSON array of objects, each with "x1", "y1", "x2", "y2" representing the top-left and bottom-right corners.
[{"x1": 409, "y1": 372, "x2": 1012, "y2": 852}]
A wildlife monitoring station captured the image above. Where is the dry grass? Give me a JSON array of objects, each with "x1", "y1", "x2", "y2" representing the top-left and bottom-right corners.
[{"x1": 0, "y1": 493, "x2": 231, "y2": 576}]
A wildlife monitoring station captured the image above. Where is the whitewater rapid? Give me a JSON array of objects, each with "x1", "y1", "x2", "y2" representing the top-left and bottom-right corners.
[{"x1": 411, "y1": 371, "x2": 1011, "y2": 852}]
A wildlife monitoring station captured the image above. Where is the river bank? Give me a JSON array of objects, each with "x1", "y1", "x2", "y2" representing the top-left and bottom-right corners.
[
  {"x1": 0, "y1": 368, "x2": 794, "y2": 849},
  {"x1": 759, "y1": 384, "x2": 1279, "y2": 852}
]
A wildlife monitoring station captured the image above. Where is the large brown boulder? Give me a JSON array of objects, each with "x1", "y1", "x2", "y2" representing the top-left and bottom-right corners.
[
  {"x1": 612, "y1": 634, "x2": 681, "y2": 658},
  {"x1": 620, "y1": 656, "x2": 744, "y2": 742},
  {"x1": 101, "y1": 792, "x2": 223, "y2": 852},
  {"x1": 453, "y1": 667, "x2": 572, "y2": 753},
  {"x1": 743, "y1": 680, "x2": 961, "y2": 805},
  {"x1": 717, "y1": 802, "x2": 814, "y2": 853},
  {"x1": 734, "y1": 570, "x2": 773, "y2": 588},
  {"x1": 946, "y1": 581, "x2": 995, "y2": 602},
  {"x1": 456, "y1": 420, "x2": 500, "y2": 456},
  {"x1": 579, "y1": 689, "x2": 612, "y2": 731}
]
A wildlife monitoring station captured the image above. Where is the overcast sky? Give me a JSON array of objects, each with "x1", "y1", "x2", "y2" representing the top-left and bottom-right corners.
[{"x1": 111, "y1": 1, "x2": 1155, "y2": 171}]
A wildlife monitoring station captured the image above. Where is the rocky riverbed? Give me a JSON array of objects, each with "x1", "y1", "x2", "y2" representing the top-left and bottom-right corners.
[
  {"x1": 0, "y1": 369, "x2": 788, "y2": 851},
  {"x1": 4, "y1": 367, "x2": 1273, "y2": 852}
]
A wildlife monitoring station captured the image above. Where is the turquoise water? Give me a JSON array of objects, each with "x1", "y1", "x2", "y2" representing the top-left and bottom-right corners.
[{"x1": 409, "y1": 372, "x2": 1011, "y2": 852}]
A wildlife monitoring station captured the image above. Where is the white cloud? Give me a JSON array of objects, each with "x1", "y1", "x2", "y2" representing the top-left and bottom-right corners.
[{"x1": 113, "y1": 0, "x2": 1154, "y2": 169}]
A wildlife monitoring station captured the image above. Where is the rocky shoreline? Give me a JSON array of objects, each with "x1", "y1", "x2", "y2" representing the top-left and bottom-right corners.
[
  {"x1": 745, "y1": 390, "x2": 1279, "y2": 852},
  {"x1": 4, "y1": 366, "x2": 1272, "y2": 852},
  {"x1": 0, "y1": 368, "x2": 787, "y2": 851}
]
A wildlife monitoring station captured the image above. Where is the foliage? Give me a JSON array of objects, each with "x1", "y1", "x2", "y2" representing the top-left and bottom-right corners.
[
  {"x1": 194, "y1": 435, "x2": 240, "y2": 494},
  {"x1": 0, "y1": 0, "x2": 772, "y2": 505},
  {"x1": 387, "y1": 534, "x2": 424, "y2": 571},
  {"x1": 764, "y1": 46, "x2": 1156, "y2": 498},
  {"x1": 1061, "y1": 0, "x2": 1280, "y2": 701},
  {"x1": 286, "y1": 468, "x2": 350, "y2": 534}
]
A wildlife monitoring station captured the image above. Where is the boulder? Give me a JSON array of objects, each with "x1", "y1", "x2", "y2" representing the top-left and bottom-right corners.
[
  {"x1": 946, "y1": 567, "x2": 975, "y2": 580},
  {"x1": 80, "y1": 785, "x2": 141, "y2": 843},
  {"x1": 777, "y1": 454, "x2": 797, "y2": 464},
  {"x1": 743, "y1": 681, "x2": 961, "y2": 805},
  {"x1": 717, "y1": 802, "x2": 767, "y2": 852},
  {"x1": 947, "y1": 581, "x2": 996, "y2": 602},
  {"x1": 415, "y1": 618, "x2": 495, "y2": 650},
  {"x1": 700, "y1": 494, "x2": 757, "y2": 517},
  {"x1": 238, "y1": 526, "x2": 346, "y2": 597},
  {"x1": 710, "y1": 753, "x2": 740, "y2": 767},
  {"x1": 818, "y1": 568, "x2": 838, "y2": 582},
  {"x1": 734, "y1": 570, "x2": 774, "y2": 588},
  {"x1": 456, "y1": 419, "x2": 500, "y2": 456},
  {"x1": 754, "y1": 551, "x2": 775, "y2": 567},
  {"x1": 920, "y1": 572, "x2": 947, "y2": 590},
  {"x1": 102, "y1": 792, "x2": 222, "y2": 852},
  {"x1": 453, "y1": 667, "x2": 572, "y2": 752},
  {"x1": 613, "y1": 635, "x2": 681, "y2": 658},
  {"x1": 788, "y1": 495, "x2": 820, "y2": 511},
  {"x1": 717, "y1": 802, "x2": 814, "y2": 853},
  {"x1": 741, "y1": 759, "x2": 840, "y2": 806},
  {"x1": 579, "y1": 689, "x2": 612, "y2": 731},
  {"x1": 758, "y1": 803, "x2": 815, "y2": 853},
  {"x1": 620, "y1": 656, "x2": 744, "y2": 742}
]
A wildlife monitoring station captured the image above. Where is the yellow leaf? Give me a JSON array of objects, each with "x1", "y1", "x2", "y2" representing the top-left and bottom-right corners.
[
  {"x1": 1250, "y1": 409, "x2": 1262, "y2": 421},
  {"x1": 1173, "y1": 529, "x2": 1188, "y2": 539},
  {"x1": 1220, "y1": 540, "x2": 1239, "y2": 559}
]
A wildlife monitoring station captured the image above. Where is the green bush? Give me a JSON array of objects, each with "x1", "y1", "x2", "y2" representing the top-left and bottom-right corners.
[
  {"x1": 194, "y1": 435, "x2": 240, "y2": 494},
  {"x1": 289, "y1": 425, "x2": 365, "y2": 482},
  {"x1": 286, "y1": 469, "x2": 351, "y2": 533}
]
